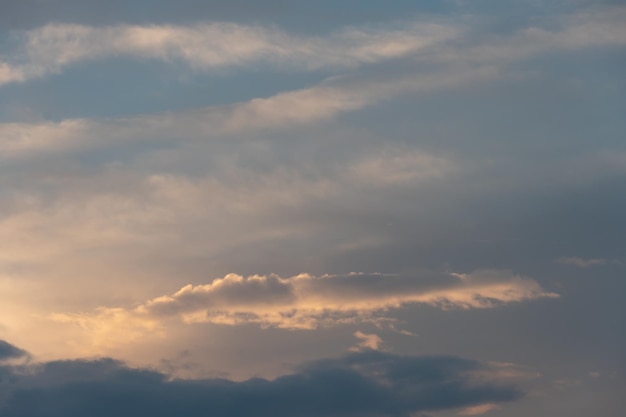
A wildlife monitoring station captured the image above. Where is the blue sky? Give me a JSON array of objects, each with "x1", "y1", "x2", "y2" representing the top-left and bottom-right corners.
[{"x1": 0, "y1": 1, "x2": 625, "y2": 416}]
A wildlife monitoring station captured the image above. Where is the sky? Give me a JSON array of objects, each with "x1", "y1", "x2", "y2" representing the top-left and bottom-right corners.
[{"x1": 0, "y1": 0, "x2": 625, "y2": 416}]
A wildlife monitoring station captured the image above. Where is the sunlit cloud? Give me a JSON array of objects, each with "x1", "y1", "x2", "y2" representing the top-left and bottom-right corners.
[
  {"x1": 0, "y1": 143, "x2": 451, "y2": 265},
  {"x1": 459, "y1": 403, "x2": 500, "y2": 415},
  {"x1": 351, "y1": 331, "x2": 384, "y2": 352},
  {"x1": 51, "y1": 270, "x2": 557, "y2": 349},
  {"x1": 0, "y1": 1, "x2": 624, "y2": 413}
]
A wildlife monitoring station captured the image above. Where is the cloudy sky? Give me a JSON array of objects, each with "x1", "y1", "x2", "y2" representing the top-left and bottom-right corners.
[{"x1": 1, "y1": 0, "x2": 625, "y2": 416}]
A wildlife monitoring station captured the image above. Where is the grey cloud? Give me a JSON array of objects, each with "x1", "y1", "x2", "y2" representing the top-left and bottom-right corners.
[
  {"x1": 0, "y1": 346, "x2": 523, "y2": 417},
  {"x1": 0, "y1": 340, "x2": 28, "y2": 361},
  {"x1": 556, "y1": 257, "x2": 611, "y2": 268}
]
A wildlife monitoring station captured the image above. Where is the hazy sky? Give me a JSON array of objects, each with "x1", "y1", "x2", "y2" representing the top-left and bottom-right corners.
[{"x1": 1, "y1": 1, "x2": 625, "y2": 416}]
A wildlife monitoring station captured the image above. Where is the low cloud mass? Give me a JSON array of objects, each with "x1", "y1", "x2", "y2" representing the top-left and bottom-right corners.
[{"x1": 0, "y1": 341, "x2": 523, "y2": 417}]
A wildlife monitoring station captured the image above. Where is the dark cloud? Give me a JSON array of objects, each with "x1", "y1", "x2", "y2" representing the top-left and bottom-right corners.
[
  {"x1": 0, "y1": 340, "x2": 28, "y2": 361},
  {"x1": 0, "y1": 348, "x2": 522, "y2": 417}
]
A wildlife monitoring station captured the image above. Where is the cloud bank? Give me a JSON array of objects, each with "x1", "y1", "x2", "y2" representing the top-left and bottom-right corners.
[
  {"x1": 0, "y1": 341, "x2": 523, "y2": 417},
  {"x1": 0, "y1": 340, "x2": 29, "y2": 362}
]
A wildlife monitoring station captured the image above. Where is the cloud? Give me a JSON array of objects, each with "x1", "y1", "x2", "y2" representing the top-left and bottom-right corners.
[
  {"x1": 0, "y1": 64, "x2": 496, "y2": 159},
  {"x1": 0, "y1": 20, "x2": 456, "y2": 86},
  {"x1": 427, "y1": 5, "x2": 626, "y2": 65},
  {"x1": 0, "y1": 119, "x2": 90, "y2": 156},
  {"x1": 1, "y1": 5, "x2": 625, "y2": 88},
  {"x1": 351, "y1": 331, "x2": 384, "y2": 351},
  {"x1": 0, "y1": 142, "x2": 452, "y2": 269},
  {"x1": 0, "y1": 143, "x2": 457, "y2": 343},
  {"x1": 459, "y1": 403, "x2": 500, "y2": 415},
  {"x1": 556, "y1": 257, "x2": 611, "y2": 268},
  {"x1": 52, "y1": 270, "x2": 558, "y2": 339},
  {"x1": 348, "y1": 150, "x2": 452, "y2": 186},
  {"x1": 3, "y1": 7, "x2": 625, "y2": 159},
  {"x1": 0, "y1": 345, "x2": 524, "y2": 417},
  {"x1": 0, "y1": 340, "x2": 29, "y2": 361}
]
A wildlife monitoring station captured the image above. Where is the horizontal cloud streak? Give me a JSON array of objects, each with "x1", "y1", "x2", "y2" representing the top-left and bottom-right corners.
[
  {"x1": 428, "y1": 6, "x2": 626, "y2": 65},
  {"x1": 3, "y1": 8, "x2": 625, "y2": 158},
  {"x1": 1, "y1": 6, "x2": 625, "y2": 88},
  {"x1": 0, "y1": 20, "x2": 455, "y2": 85},
  {"x1": 0, "y1": 65, "x2": 496, "y2": 158},
  {"x1": 53, "y1": 270, "x2": 557, "y2": 333},
  {"x1": 556, "y1": 257, "x2": 617, "y2": 268}
]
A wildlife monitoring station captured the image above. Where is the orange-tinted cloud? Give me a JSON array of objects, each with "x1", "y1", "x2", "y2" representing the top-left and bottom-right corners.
[{"x1": 53, "y1": 270, "x2": 558, "y2": 343}]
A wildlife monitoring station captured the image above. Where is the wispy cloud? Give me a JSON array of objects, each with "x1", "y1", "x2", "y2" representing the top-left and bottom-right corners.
[
  {"x1": 0, "y1": 65, "x2": 496, "y2": 158},
  {"x1": 351, "y1": 331, "x2": 384, "y2": 352},
  {"x1": 0, "y1": 20, "x2": 456, "y2": 86},
  {"x1": 0, "y1": 143, "x2": 452, "y2": 267},
  {"x1": 1, "y1": 6, "x2": 625, "y2": 88},
  {"x1": 429, "y1": 6, "x2": 626, "y2": 65},
  {"x1": 556, "y1": 257, "x2": 615, "y2": 268},
  {"x1": 459, "y1": 403, "x2": 500, "y2": 415},
  {"x1": 2, "y1": 7, "x2": 625, "y2": 159}
]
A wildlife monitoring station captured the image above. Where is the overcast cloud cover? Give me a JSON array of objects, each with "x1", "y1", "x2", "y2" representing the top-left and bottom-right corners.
[{"x1": 0, "y1": 0, "x2": 625, "y2": 416}]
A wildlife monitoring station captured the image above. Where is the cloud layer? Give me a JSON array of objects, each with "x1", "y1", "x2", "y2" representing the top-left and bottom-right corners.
[
  {"x1": 1, "y1": 6, "x2": 625, "y2": 87},
  {"x1": 0, "y1": 341, "x2": 523, "y2": 417},
  {"x1": 1, "y1": 3, "x2": 625, "y2": 415},
  {"x1": 0, "y1": 340, "x2": 29, "y2": 362}
]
